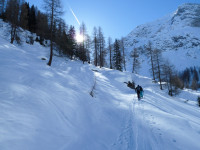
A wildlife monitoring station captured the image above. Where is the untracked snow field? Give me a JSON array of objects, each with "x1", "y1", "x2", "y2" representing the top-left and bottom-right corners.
[{"x1": 0, "y1": 36, "x2": 200, "y2": 150}]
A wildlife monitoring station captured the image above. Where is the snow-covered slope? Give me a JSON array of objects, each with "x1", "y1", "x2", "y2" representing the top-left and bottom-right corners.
[
  {"x1": 124, "y1": 3, "x2": 200, "y2": 75},
  {"x1": 0, "y1": 25, "x2": 200, "y2": 149}
]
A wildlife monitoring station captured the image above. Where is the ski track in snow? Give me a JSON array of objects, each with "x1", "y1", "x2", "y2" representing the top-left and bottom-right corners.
[
  {"x1": 93, "y1": 70, "x2": 167, "y2": 150},
  {"x1": 0, "y1": 25, "x2": 200, "y2": 149},
  {"x1": 95, "y1": 68, "x2": 200, "y2": 150}
]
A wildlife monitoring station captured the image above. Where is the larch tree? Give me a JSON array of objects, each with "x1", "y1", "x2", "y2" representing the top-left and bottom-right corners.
[
  {"x1": 145, "y1": 41, "x2": 156, "y2": 81},
  {"x1": 180, "y1": 68, "x2": 190, "y2": 88},
  {"x1": 193, "y1": 67, "x2": 199, "y2": 82},
  {"x1": 68, "y1": 25, "x2": 77, "y2": 59},
  {"x1": 36, "y1": 11, "x2": 49, "y2": 42},
  {"x1": 79, "y1": 22, "x2": 88, "y2": 63},
  {"x1": 108, "y1": 37, "x2": 112, "y2": 69},
  {"x1": 19, "y1": 2, "x2": 29, "y2": 30},
  {"x1": 191, "y1": 77, "x2": 198, "y2": 90},
  {"x1": 55, "y1": 19, "x2": 65, "y2": 46},
  {"x1": 153, "y1": 48, "x2": 163, "y2": 90},
  {"x1": 93, "y1": 27, "x2": 98, "y2": 66},
  {"x1": 171, "y1": 75, "x2": 184, "y2": 95},
  {"x1": 162, "y1": 60, "x2": 175, "y2": 96},
  {"x1": 98, "y1": 27, "x2": 106, "y2": 68},
  {"x1": 5, "y1": 0, "x2": 20, "y2": 44},
  {"x1": 120, "y1": 37, "x2": 126, "y2": 71},
  {"x1": 85, "y1": 34, "x2": 91, "y2": 63},
  {"x1": 191, "y1": 67, "x2": 199, "y2": 90},
  {"x1": 28, "y1": 5, "x2": 37, "y2": 33},
  {"x1": 43, "y1": 0, "x2": 63, "y2": 66},
  {"x1": 131, "y1": 47, "x2": 140, "y2": 73}
]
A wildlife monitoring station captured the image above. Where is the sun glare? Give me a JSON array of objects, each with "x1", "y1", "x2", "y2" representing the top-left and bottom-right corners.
[{"x1": 76, "y1": 34, "x2": 84, "y2": 43}]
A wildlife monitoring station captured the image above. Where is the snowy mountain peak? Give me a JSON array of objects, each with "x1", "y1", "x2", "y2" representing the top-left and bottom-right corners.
[{"x1": 172, "y1": 3, "x2": 200, "y2": 27}]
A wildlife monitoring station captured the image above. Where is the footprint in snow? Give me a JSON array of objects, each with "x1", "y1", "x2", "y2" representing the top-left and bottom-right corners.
[{"x1": 152, "y1": 122, "x2": 156, "y2": 124}]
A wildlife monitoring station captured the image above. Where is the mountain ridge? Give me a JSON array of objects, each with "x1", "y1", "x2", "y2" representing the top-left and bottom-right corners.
[{"x1": 124, "y1": 3, "x2": 200, "y2": 75}]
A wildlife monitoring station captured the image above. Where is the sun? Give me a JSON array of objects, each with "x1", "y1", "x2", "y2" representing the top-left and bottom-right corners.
[{"x1": 76, "y1": 34, "x2": 84, "y2": 43}]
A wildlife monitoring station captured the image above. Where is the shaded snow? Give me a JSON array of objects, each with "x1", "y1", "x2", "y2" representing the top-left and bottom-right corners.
[{"x1": 0, "y1": 27, "x2": 200, "y2": 150}]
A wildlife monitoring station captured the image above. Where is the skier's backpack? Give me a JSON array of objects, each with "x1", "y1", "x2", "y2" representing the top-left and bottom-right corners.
[{"x1": 140, "y1": 91, "x2": 143, "y2": 98}]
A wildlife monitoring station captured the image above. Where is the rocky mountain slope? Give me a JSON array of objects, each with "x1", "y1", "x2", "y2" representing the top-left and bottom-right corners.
[{"x1": 124, "y1": 3, "x2": 200, "y2": 75}]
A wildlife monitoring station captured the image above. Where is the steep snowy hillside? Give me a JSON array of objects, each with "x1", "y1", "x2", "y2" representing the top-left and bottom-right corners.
[
  {"x1": 0, "y1": 25, "x2": 200, "y2": 149},
  {"x1": 124, "y1": 3, "x2": 200, "y2": 75}
]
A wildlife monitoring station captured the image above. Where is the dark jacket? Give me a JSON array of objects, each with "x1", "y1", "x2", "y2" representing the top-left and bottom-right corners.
[{"x1": 135, "y1": 86, "x2": 143, "y2": 93}]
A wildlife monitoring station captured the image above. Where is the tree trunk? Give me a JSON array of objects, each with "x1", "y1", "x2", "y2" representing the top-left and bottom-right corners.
[
  {"x1": 150, "y1": 53, "x2": 155, "y2": 81},
  {"x1": 10, "y1": 25, "x2": 16, "y2": 44},
  {"x1": 47, "y1": 0, "x2": 54, "y2": 66},
  {"x1": 10, "y1": 27, "x2": 14, "y2": 44},
  {"x1": 122, "y1": 45, "x2": 126, "y2": 71},
  {"x1": 132, "y1": 56, "x2": 136, "y2": 73},
  {"x1": 100, "y1": 43, "x2": 102, "y2": 68},
  {"x1": 156, "y1": 55, "x2": 162, "y2": 90},
  {"x1": 109, "y1": 46, "x2": 112, "y2": 69},
  {"x1": 47, "y1": 40, "x2": 53, "y2": 66},
  {"x1": 95, "y1": 37, "x2": 98, "y2": 66}
]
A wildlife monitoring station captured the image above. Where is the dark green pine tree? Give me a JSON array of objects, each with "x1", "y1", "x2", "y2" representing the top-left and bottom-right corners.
[
  {"x1": 113, "y1": 39, "x2": 122, "y2": 71},
  {"x1": 68, "y1": 26, "x2": 77, "y2": 59},
  {"x1": 19, "y1": 2, "x2": 29, "y2": 30},
  {"x1": 0, "y1": 0, "x2": 6, "y2": 19},
  {"x1": 28, "y1": 5, "x2": 37, "y2": 33}
]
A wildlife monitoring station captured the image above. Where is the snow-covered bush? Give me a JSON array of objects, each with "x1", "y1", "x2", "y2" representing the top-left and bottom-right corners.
[
  {"x1": 126, "y1": 80, "x2": 135, "y2": 89},
  {"x1": 15, "y1": 34, "x2": 21, "y2": 45},
  {"x1": 26, "y1": 35, "x2": 34, "y2": 45}
]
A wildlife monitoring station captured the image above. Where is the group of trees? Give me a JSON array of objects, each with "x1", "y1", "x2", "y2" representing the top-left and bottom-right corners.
[
  {"x1": 78, "y1": 22, "x2": 90, "y2": 64},
  {"x1": 131, "y1": 40, "x2": 200, "y2": 95},
  {"x1": 131, "y1": 41, "x2": 166, "y2": 90},
  {"x1": 91, "y1": 28, "x2": 126, "y2": 71},
  {"x1": 162, "y1": 66, "x2": 200, "y2": 95},
  {"x1": 180, "y1": 67, "x2": 200, "y2": 90},
  {"x1": 0, "y1": 0, "x2": 127, "y2": 70},
  {"x1": 106, "y1": 37, "x2": 126, "y2": 71},
  {"x1": 0, "y1": 0, "x2": 48, "y2": 43},
  {"x1": 144, "y1": 41, "x2": 186, "y2": 95},
  {"x1": 92, "y1": 27, "x2": 106, "y2": 68},
  {"x1": 0, "y1": 0, "x2": 109, "y2": 67},
  {"x1": 1, "y1": 1, "x2": 199, "y2": 93},
  {"x1": 0, "y1": 0, "x2": 89, "y2": 65}
]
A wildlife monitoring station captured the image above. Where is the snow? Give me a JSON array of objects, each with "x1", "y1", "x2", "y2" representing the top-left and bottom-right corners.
[
  {"x1": 124, "y1": 3, "x2": 200, "y2": 76},
  {"x1": 0, "y1": 23, "x2": 200, "y2": 150}
]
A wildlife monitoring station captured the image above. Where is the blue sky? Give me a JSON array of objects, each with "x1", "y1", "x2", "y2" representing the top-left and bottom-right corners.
[{"x1": 27, "y1": 0, "x2": 199, "y2": 40}]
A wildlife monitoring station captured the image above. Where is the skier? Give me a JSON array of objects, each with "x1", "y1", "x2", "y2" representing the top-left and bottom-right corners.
[{"x1": 135, "y1": 85, "x2": 143, "y2": 100}]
